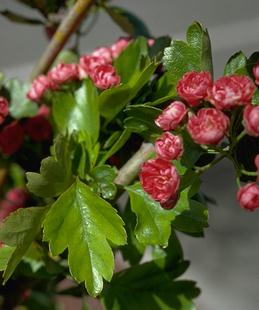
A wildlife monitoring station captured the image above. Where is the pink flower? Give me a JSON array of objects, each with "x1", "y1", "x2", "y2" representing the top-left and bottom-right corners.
[
  {"x1": 78, "y1": 55, "x2": 108, "y2": 79},
  {"x1": 243, "y1": 104, "x2": 259, "y2": 137},
  {"x1": 90, "y1": 64, "x2": 121, "y2": 89},
  {"x1": 92, "y1": 47, "x2": 113, "y2": 63},
  {"x1": 110, "y1": 37, "x2": 131, "y2": 58},
  {"x1": 0, "y1": 97, "x2": 9, "y2": 124},
  {"x1": 187, "y1": 108, "x2": 229, "y2": 145},
  {"x1": 27, "y1": 75, "x2": 51, "y2": 102},
  {"x1": 155, "y1": 132, "x2": 184, "y2": 161},
  {"x1": 237, "y1": 182, "x2": 259, "y2": 211},
  {"x1": 48, "y1": 63, "x2": 78, "y2": 87},
  {"x1": 140, "y1": 158, "x2": 180, "y2": 203},
  {"x1": 6, "y1": 188, "x2": 28, "y2": 208},
  {"x1": 177, "y1": 71, "x2": 212, "y2": 107},
  {"x1": 253, "y1": 62, "x2": 259, "y2": 85},
  {"x1": 208, "y1": 75, "x2": 255, "y2": 109},
  {"x1": 155, "y1": 101, "x2": 188, "y2": 131},
  {"x1": 148, "y1": 38, "x2": 155, "y2": 47},
  {"x1": 24, "y1": 115, "x2": 52, "y2": 142},
  {"x1": 0, "y1": 121, "x2": 24, "y2": 155}
]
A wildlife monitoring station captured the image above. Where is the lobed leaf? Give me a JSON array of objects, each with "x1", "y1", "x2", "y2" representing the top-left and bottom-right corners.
[{"x1": 43, "y1": 179, "x2": 127, "y2": 296}]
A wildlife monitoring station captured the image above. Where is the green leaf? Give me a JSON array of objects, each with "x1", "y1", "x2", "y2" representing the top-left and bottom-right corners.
[
  {"x1": 26, "y1": 156, "x2": 73, "y2": 198},
  {"x1": 120, "y1": 201, "x2": 145, "y2": 265},
  {"x1": 0, "y1": 207, "x2": 48, "y2": 282},
  {"x1": 172, "y1": 200, "x2": 208, "y2": 234},
  {"x1": 105, "y1": 6, "x2": 151, "y2": 37},
  {"x1": 252, "y1": 89, "x2": 259, "y2": 105},
  {"x1": 98, "y1": 129, "x2": 131, "y2": 165},
  {"x1": 99, "y1": 84, "x2": 131, "y2": 120},
  {"x1": 102, "y1": 260, "x2": 200, "y2": 310},
  {"x1": 224, "y1": 51, "x2": 248, "y2": 75},
  {"x1": 52, "y1": 49, "x2": 79, "y2": 67},
  {"x1": 0, "y1": 245, "x2": 15, "y2": 271},
  {"x1": 149, "y1": 36, "x2": 171, "y2": 60},
  {"x1": 163, "y1": 22, "x2": 213, "y2": 88},
  {"x1": 114, "y1": 37, "x2": 148, "y2": 84},
  {"x1": 99, "y1": 62, "x2": 157, "y2": 121},
  {"x1": 91, "y1": 165, "x2": 117, "y2": 200},
  {"x1": 126, "y1": 183, "x2": 191, "y2": 247},
  {"x1": 52, "y1": 79, "x2": 99, "y2": 144},
  {"x1": 124, "y1": 104, "x2": 162, "y2": 136},
  {"x1": 5, "y1": 79, "x2": 38, "y2": 119},
  {"x1": 43, "y1": 179, "x2": 127, "y2": 296},
  {"x1": 0, "y1": 10, "x2": 44, "y2": 25}
]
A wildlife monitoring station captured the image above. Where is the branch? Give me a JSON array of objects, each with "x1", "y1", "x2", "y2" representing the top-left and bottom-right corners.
[
  {"x1": 114, "y1": 143, "x2": 155, "y2": 186},
  {"x1": 30, "y1": 0, "x2": 96, "y2": 81}
]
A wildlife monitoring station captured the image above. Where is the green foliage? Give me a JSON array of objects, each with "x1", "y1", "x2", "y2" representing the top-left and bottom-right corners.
[
  {"x1": 102, "y1": 234, "x2": 200, "y2": 310},
  {"x1": 5, "y1": 79, "x2": 38, "y2": 119},
  {"x1": 52, "y1": 79, "x2": 99, "y2": 144},
  {"x1": 172, "y1": 199, "x2": 208, "y2": 235},
  {"x1": 252, "y1": 89, "x2": 259, "y2": 105},
  {"x1": 90, "y1": 165, "x2": 117, "y2": 200},
  {"x1": 52, "y1": 49, "x2": 79, "y2": 67},
  {"x1": 99, "y1": 62, "x2": 157, "y2": 121},
  {"x1": 224, "y1": 51, "x2": 248, "y2": 75},
  {"x1": 43, "y1": 179, "x2": 127, "y2": 296},
  {"x1": 163, "y1": 22, "x2": 213, "y2": 89},
  {"x1": 0, "y1": 207, "x2": 48, "y2": 283},
  {"x1": 26, "y1": 156, "x2": 73, "y2": 198},
  {"x1": 126, "y1": 183, "x2": 192, "y2": 247},
  {"x1": 98, "y1": 129, "x2": 131, "y2": 165},
  {"x1": 104, "y1": 6, "x2": 151, "y2": 37},
  {"x1": 114, "y1": 37, "x2": 148, "y2": 83},
  {"x1": 0, "y1": 245, "x2": 15, "y2": 271},
  {"x1": 124, "y1": 104, "x2": 162, "y2": 138}
]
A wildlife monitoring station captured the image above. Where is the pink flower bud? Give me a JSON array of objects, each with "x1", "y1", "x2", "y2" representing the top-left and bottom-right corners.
[
  {"x1": 243, "y1": 104, "x2": 259, "y2": 137},
  {"x1": 253, "y1": 62, "x2": 259, "y2": 86},
  {"x1": 0, "y1": 97, "x2": 9, "y2": 124},
  {"x1": 187, "y1": 108, "x2": 229, "y2": 145},
  {"x1": 78, "y1": 55, "x2": 108, "y2": 79},
  {"x1": 237, "y1": 182, "x2": 259, "y2": 211},
  {"x1": 177, "y1": 71, "x2": 212, "y2": 106},
  {"x1": 140, "y1": 158, "x2": 180, "y2": 203},
  {"x1": 24, "y1": 115, "x2": 52, "y2": 142},
  {"x1": 208, "y1": 75, "x2": 255, "y2": 109},
  {"x1": 160, "y1": 193, "x2": 179, "y2": 210},
  {"x1": 27, "y1": 75, "x2": 51, "y2": 102},
  {"x1": 48, "y1": 63, "x2": 78, "y2": 87},
  {"x1": 92, "y1": 47, "x2": 113, "y2": 63},
  {"x1": 6, "y1": 187, "x2": 28, "y2": 208},
  {"x1": 155, "y1": 132, "x2": 184, "y2": 161},
  {"x1": 155, "y1": 101, "x2": 188, "y2": 131},
  {"x1": 90, "y1": 64, "x2": 121, "y2": 90},
  {"x1": 0, "y1": 121, "x2": 24, "y2": 155},
  {"x1": 110, "y1": 37, "x2": 131, "y2": 58}
]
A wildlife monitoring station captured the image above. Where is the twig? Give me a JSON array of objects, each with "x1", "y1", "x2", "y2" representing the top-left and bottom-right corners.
[
  {"x1": 30, "y1": 0, "x2": 96, "y2": 81},
  {"x1": 114, "y1": 143, "x2": 155, "y2": 186}
]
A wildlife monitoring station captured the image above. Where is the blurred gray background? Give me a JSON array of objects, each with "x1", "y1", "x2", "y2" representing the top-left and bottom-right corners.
[{"x1": 1, "y1": 0, "x2": 259, "y2": 309}]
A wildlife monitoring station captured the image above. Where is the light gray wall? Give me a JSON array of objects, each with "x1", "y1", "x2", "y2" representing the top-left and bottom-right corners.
[{"x1": 1, "y1": 1, "x2": 259, "y2": 310}]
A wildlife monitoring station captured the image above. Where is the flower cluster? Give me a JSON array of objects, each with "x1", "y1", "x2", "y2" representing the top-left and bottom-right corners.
[
  {"x1": 140, "y1": 68, "x2": 259, "y2": 211},
  {"x1": 27, "y1": 38, "x2": 131, "y2": 102}
]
